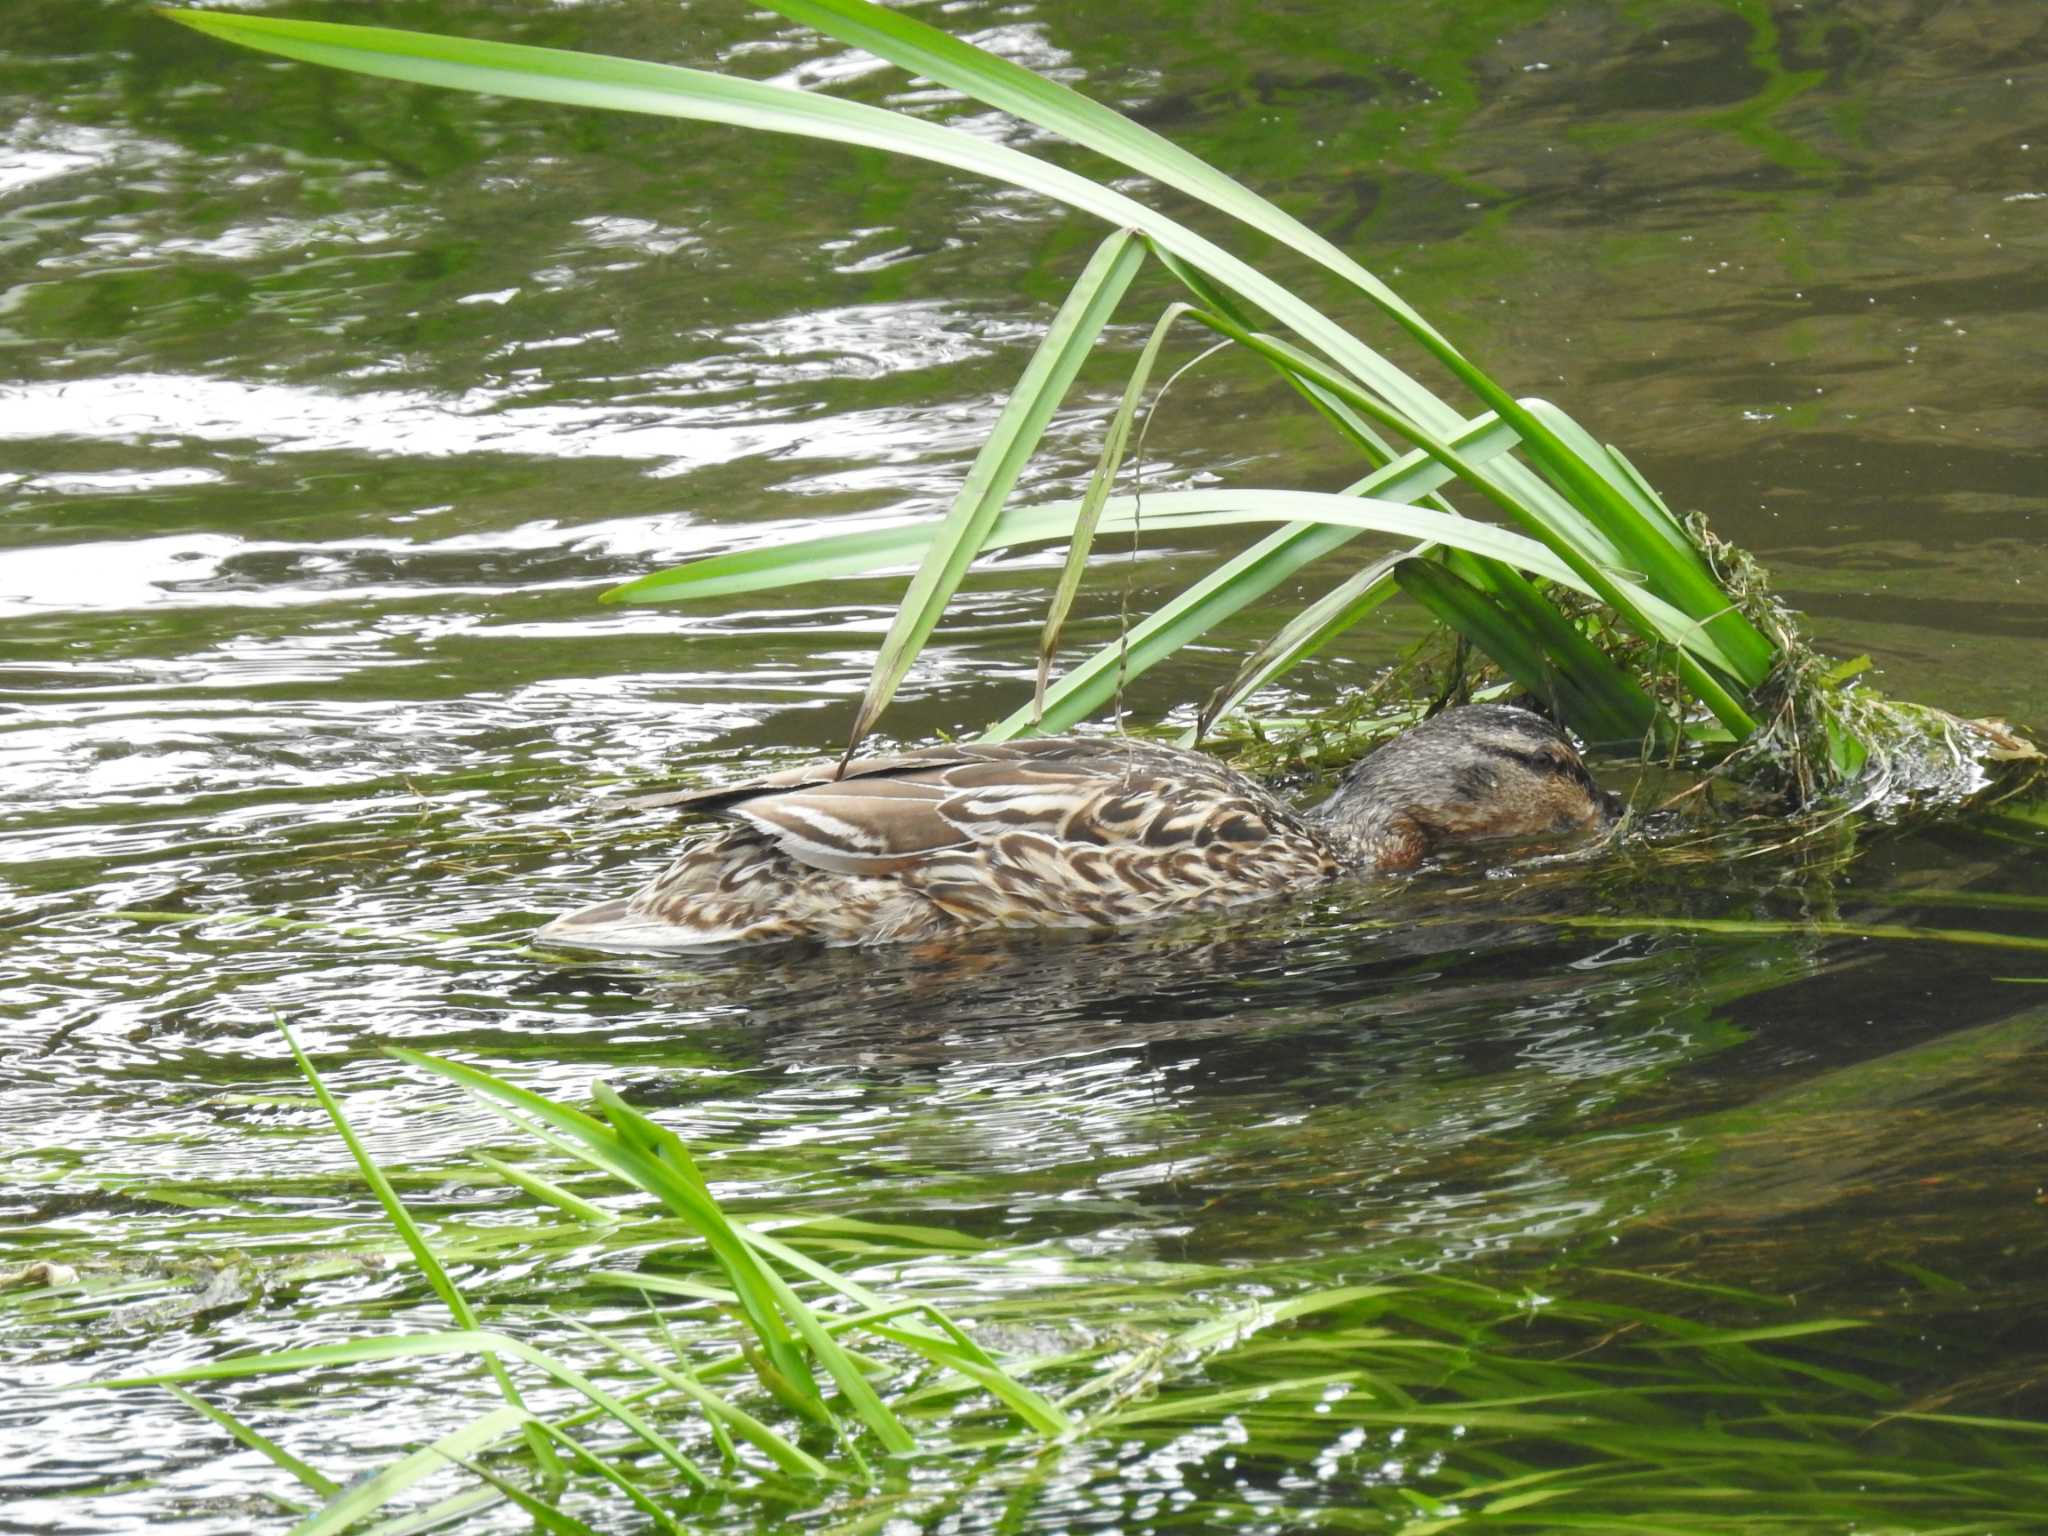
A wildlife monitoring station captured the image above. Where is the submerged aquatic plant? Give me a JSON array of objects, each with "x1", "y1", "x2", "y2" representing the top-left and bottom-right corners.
[
  {"x1": 93, "y1": 1033, "x2": 2048, "y2": 1533},
  {"x1": 157, "y1": 2, "x2": 2039, "y2": 812}
]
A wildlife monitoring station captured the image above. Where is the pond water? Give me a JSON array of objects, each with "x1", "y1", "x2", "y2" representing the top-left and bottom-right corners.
[{"x1": 4, "y1": 0, "x2": 2047, "y2": 1531}]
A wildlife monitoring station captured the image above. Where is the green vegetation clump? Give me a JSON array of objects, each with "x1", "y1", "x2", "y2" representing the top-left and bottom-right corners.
[
  {"x1": 91, "y1": 1033, "x2": 2048, "y2": 1534},
  {"x1": 159, "y1": 3, "x2": 2041, "y2": 826},
  {"x1": 1216, "y1": 508, "x2": 2042, "y2": 820}
]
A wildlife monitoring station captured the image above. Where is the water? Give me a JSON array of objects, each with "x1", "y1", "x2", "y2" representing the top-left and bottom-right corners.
[{"x1": 4, "y1": 0, "x2": 2047, "y2": 1530}]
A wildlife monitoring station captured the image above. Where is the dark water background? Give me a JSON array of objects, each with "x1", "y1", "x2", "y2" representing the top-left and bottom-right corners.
[{"x1": 3, "y1": 0, "x2": 2046, "y2": 1530}]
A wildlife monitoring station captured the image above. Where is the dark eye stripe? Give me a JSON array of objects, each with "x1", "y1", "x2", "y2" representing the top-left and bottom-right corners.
[{"x1": 1480, "y1": 741, "x2": 1598, "y2": 793}]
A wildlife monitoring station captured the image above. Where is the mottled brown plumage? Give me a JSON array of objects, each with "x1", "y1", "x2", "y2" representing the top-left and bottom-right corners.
[{"x1": 538, "y1": 704, "x2": 1614, "y2": 953}]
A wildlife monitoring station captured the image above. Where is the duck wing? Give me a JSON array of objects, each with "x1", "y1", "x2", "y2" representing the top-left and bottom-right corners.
[{"x1": 624, "y1": 738, "x2": 1339, "y2": 921}]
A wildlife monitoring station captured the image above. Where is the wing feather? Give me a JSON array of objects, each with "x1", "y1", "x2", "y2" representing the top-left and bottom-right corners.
[{"x1": 611, "y1": 736, "x2": 1340, "y2": 924}]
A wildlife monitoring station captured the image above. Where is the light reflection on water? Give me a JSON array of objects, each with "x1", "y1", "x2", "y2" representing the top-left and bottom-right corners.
[{"x1": 4, "y1": 0, "x2": 2048, "y2": 1528}]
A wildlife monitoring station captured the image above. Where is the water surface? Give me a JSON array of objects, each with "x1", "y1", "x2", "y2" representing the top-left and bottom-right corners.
[{"x1": 3, "y1": 1, "x2": 2046, "y2": 1530}]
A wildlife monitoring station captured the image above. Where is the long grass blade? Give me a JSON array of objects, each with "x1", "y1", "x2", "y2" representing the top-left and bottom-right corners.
[
  {"x1": 163, "y1": 1383, "x2": 339, "y2": 1500},
  {"x1": 1529, "y1": 914, "x2": 2048, "y2": 954},
  {"x1": 604, "y1": 429, "x2": 1730, "y2": 741},
  {"x1": 152, "y1": 14, "x2": 1437, "y2": 517},
  {"x1": 277, "y1": 1021, "x2": 561, "y2": 1485},
  {"x1": 664, "y1": 1202, "x2": 1071, "y2": 1438},
  {"x1": 289, "y1": 1404, "x2": 535, "y2": 1536},
  {"x1": 473, "y1": 1153, "x2": 611, "y2": 1226},
  {"x1": 749, "y1": 0, "x2": 1778, "y2": 687},
  {"x1": 1189, "y1": 552, "x2": 1409, "y2": 742},
  {"x1": 104, "y1": 1332, "x2": 707, "y2": 1496},
  {"x1": 526, "y1": 1420, "x2": 691, "y2": 1536},
  {"x1": 164, "y1": 7, "x2": 1780, "y2": 747},
  {"x1": 1639, "y1": 1319, "x2": 1867, "y2": 1348},
  {"x1": 602, "y1": 475, "x2": 1502, "y2": 608},
  {"x1": 1035, "y1": 301, "x2": 1192, "y2": 722},
  {"x1": 588, "y1": 1270, "x2": 740, "y2": 1307},
  {"x1": 856, "y1": 1314, "x2": 1074, "y2": 1437},
  {"x1": 972, "y1": 490, "x2": 1738, "y2": 740},
  {"x1": 553, "y1": 1314, "x2": 838, "y2": 1481},
  {"x1": 590, "y1": 1086, "x2": 916, "y2": 1454},
  {"x1": 844, "y1": 227, "x2": 1145, "y2": 758},
  {"x1": 352, "y1": 1485, "x2": 504, "y2": 1536},
  {"x1": 1166, "y1": 1284, "x2": 1401, "y2": 1354},
  {"x1": 384, "y1": 1049, "x2": 917, "y2": 1454},
  {"x1": 1161, "y1": 312, "x2": 1757, "y2": 731},
  {"x1": 384, "y1": 1050, "x2": 818, "y2": 1410},
  {"x1": 442, "y1": 1458, "x2": 602, "y2": 1536}
]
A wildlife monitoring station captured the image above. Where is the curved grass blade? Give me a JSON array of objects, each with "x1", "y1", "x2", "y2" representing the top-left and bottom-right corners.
[
  {"x1": 756, "y1": 0, "x2": 1455, "y2": 354},
  {"x1": 383, "y1": 1048, "x2": 821, "y2": 1416},
  {"x1": 845, "y1": 226, "x2": 1145, "y2": 758},
  {"x1": 636, "y1": 1200, "x2": 1074, "y2": 1438},
  {"x1": 386, "y1": 1048, "x2": 914, "y2": 1455},
  {"x1": 1185, "y1": 322, "x2": 1648, "y2": 585},
  {"x1": 601, "y1": 521, "x2": 929, "y2": 607},
  {"x1": 1146, "y1": 238, "x2": 1473, "y2": 532},
  {"x1": 169, "y1": 7, "x2": 1757, "y2": 696},
  {"x1": 640, "y1": 1300, "x2": 741, "y2": 1469},
  {"x1": 102, "y1": 1333, "x2": 707, "y2": 1498},
  {"x1": 590, "y1": 1086, "x2": 914, "y2": 1455},
  {"x1": 277, "y1": 1022, "x2": 562, "y2": 1486},
  {"x1": 155, "y1": 12, "x2": 1439, "y2": 465},
  {"x1": 472, "y1": 1153, "x2": 611, "y2": 1226},
  {"x1": 163, "y1": 1383, "x2": 339, "y2": 1501},
  {"x1": 1189, "y1": 551, "x2": 1409, "y2": 743},
  {"x1": 606, "y1": 433, "x2": 1743, "y2": 740},
  {"x1": 750, "y1": 0, "x2": 1777, "y2": 686},
  {"x1": 1035, "y1": 300, "x2": 1194, "y2": 722},
  {"x1": 1162, "y1": 313, "x2": 1756, "y2": 731},
  {"x1": 1637, "y1": 1319, "x2": 1868, "y2": 1349},
  {"x1": 1438, "y1": 548, "x2": 1671, "y2": 749},
  {"x1": 353, "y1": 1485, "x2": 503, "y2": 1536},
  {"x1": 605, "y1": 481, "x2": 1731, "y2": 741},
  {"x1": 441, "y1": 1459, "x2": 599, "y2": 1536},
  {"x1": 1890, "y1": 1410, "x2": 2048, "y2": 1435},
  {"x1": 709, "y1": 1229, "x2": 1069, "y2": 1440},
  {"x1": 553, "y1": 1314, "x2": 838, "y2": 1482},
  {"x1": 302, "y1": 1404, "x2": 534, "y2": 1536},
  {"x1": 763, "y1": 4, "x2": 1775, "y2": 706},
  {"x1": 602, "y1": 517, "x2": 949, "y2": 606},
  {"x1": 589, "y1": 1270, "x2": 740, "y2": 1307},
  {"x1": 971, "y1": 489, "x2": 1738, "y2": 740},
  {"x1": 163, "y1": 7, "x2": 1783, "y2": 753},
  {"x1": 852, "y1": 1297, "x2": 1075, "y2": 1437},
  {"x1": 1528, "y1": 406, "x2": 1696, "y2": 563},
  {"x1": 527, "y1": 1420, "x2": 691, "y2": 1536}
]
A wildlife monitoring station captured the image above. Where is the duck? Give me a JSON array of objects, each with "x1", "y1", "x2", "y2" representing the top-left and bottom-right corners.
[{"x1": 537, "y1": 703, "x2": 1615, "y2": 952}]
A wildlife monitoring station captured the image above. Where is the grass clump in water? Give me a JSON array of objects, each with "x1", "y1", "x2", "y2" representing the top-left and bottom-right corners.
[
  {"x1": 156, "y1": 2, "x2": 2040, "y2": 819},
  {"x1": 87, "y1": 1031, "x2": 2048, "y2": 1534}
]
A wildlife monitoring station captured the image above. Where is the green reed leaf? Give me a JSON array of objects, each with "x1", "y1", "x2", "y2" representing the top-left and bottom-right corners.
[
  {"x1": 847, "y1": 227, "x2": 1145, "y2": 758},
  {"x1": 1035, "y1": 300, "x2": 1193, "y2": 723},
  {"x1": 163, "y1": 1384, "x2": 338, "y2": 1501},
  {"x1": 276, "y1": 1022, "x2": 562, "y2": 1486},
  {"x1": 162, "y1": 7, "x2": 1776, "y2": 742},
  {"x1": 751, "y1": 0, "x2": 1776, "y2": 691}
]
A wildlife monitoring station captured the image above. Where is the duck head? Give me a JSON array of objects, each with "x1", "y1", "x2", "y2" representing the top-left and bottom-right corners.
[{"x1": 1311, "y1": 703, "x2": 1617, "y2": 871}]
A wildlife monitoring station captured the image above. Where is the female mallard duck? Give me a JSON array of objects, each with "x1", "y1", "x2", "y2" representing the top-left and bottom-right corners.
[{"x1": 539, "y1": 704, "x2": 1614, "y2": 952}]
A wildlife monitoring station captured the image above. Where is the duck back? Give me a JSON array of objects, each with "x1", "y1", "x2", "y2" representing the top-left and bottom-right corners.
[{"x1": 538, "y1": 737, "x2": 1341, "y2": 952}]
